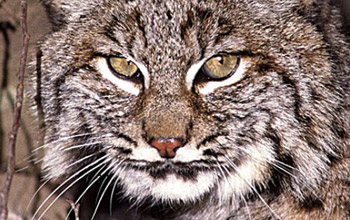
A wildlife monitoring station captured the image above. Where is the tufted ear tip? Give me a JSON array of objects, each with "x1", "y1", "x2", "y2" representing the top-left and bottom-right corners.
[
  {"x1": 40, "y1": 0, "x2": 67, "y2": 27},
  {"x1": 302, "y1": 0, "x2": 314, "y2": 7}
]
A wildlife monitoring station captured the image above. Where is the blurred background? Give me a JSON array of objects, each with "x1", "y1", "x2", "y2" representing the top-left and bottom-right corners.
[
  {"x1": 0, "y1": 0, "x2": 68, "y2": 219},
  {"x1": 0, "y1": 0, "x2": 349, "y2": 219}
]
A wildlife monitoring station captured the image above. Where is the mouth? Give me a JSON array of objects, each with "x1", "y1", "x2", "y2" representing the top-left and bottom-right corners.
[
  {"x1": 112, "y1": 158, "x2": 222, "y2": 203},
  {"x1": 123, "y1": 159, "x2": 219, "y2": 180}
]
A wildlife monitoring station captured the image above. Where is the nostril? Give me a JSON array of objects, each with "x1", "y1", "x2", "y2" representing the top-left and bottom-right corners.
[
  {"x1": 172, "y1": 146, "x2": 181, "y2": 153},
  {"x1": 150, "y1": 138, "x2": 183, "y2": 159}
]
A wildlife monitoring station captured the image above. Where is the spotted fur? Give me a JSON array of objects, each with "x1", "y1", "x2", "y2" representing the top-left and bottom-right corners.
[{"x1": 30, "y1": 0, "x2": 350, "y2": 219}]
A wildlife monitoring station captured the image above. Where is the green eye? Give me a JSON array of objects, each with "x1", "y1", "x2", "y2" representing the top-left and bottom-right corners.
[
  {"x1": 108, "y1": 56, "x2": 139, "y2": 78},
  {"x1": 202, "y1": 54, "x2": 240, "y2": 80}
]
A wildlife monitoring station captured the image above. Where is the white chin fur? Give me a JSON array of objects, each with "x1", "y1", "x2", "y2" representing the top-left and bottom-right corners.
[
  {"x1": 115, "y1": 168, "x2": 217, "y2": 203},
  {"x1": 111, "y1": 142, "x2": 273, "y2": 204}
]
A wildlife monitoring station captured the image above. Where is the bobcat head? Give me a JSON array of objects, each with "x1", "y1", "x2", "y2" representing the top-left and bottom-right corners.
[{"x1": 31, "y1": 0, "x2": 350, "y2": 219}]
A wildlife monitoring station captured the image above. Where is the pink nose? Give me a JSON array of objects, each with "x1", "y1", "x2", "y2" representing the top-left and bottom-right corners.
[{"x1": 150, "y1": 138, "x2": 183, "y2": 159}]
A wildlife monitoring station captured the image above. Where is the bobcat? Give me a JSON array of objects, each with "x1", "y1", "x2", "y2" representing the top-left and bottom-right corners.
[{"x1": 30, "y1": 0, "x2": 350, "y2": 219}]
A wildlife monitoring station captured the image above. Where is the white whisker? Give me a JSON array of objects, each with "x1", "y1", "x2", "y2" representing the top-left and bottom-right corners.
[
  {"x1": 214, "y1": 160, "x2": 227, "y2": 206},
  {"x1": 64, "y1": 158, "x2": 126, "y2": 220},
  {"x1": 240, "y1": 191, "x2": 252, "y2": 220},
  {"x1": 220, "y1": 163, "x2": 252, "y2": 220},
  {"x1": 64, "y1": 164, "x2": 108, "y2": 220},
  {"x1": 91, "y1": 164, "x2": 120, "y2": 220},
  {"x1": 62, "y1": 141, "x2": 102, "y2": 152},
  {"x1": 33, "y1": 133, "x2": 97, "y2": 152},
  {"x1": 95, "y1": 175, "x2": 109, "y2": 204},
  {"x1": 23, "y1": 179, "x2": 51, "y2": 217},
  {"x1": 223, "y1": 155, "x2": 281, "y2": 220},
  {"x1": 66, "y1": 148, "x2": 108, "y2": 169},
  {"x1": 36, "y1": 158, "x2": 110, "y2": 220},
  {"x1": 109, "y1": 160, "x2": 126, "y2": 216},
  {"x1": 32, "y1": 154, "x2": 110, "y2": 220},
  {"x1": 15, "y1": 166, "x2": 30, "y2": 173}
]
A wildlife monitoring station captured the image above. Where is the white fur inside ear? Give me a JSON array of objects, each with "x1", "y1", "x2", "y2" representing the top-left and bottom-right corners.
[
  {"x1": 95, "y1": 57, "x2": 149, "y2": 95},
  {"x1": 115, "y1": 168, "x2": 217, "y2": 203}
]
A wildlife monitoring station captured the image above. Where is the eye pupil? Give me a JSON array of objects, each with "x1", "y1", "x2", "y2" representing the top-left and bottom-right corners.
[{"x1": 216, "y1": 56, "x2": 224, "y2": 64}]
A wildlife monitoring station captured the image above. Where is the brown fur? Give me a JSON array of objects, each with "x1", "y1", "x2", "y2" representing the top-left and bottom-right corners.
[{"x1": 30, "y1": 0, "x2": 350, "y2": 219}]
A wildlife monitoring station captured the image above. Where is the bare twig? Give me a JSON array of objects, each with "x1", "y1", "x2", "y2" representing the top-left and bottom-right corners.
[
  {"x1": 0, "y1": 0, "x2": 30, "y2": 219},
  {"x1": 5, "y1": 89, "x2": 39, "y2": 215},
  {"x1": 5, "y1": 89, "x2": 34, "y2": 170},
  {"x1": 0, "y1": 22, "x2": 16, "y2": 170}
]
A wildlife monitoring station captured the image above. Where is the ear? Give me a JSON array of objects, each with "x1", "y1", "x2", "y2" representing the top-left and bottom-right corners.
[
  {"x1": 40, "y1": 0, "x2": 69, "y2": 27},
  {"x1": 307, "y1": 0, "x2": 349, "y2": 31},
  {"x1": 40, "y1": 0, "x2": 93, "y2": 28},
  {"x1": 300, "y1": 0, "x2": 314, "y2": 7}
]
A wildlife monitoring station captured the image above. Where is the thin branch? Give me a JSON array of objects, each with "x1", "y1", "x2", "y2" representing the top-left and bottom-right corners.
[
  {"x1": 5, "y1": 89, "x2": 34, "y2": 170},
  {"x1": 5, "y1": 89, "x2": 40, "y2": 215},
  {"x1": 0, "y1": 22, "x2": 16, "y2": 170},
  {"x1": 0, "y1": 0, "x2": 30, "y2": 219}
]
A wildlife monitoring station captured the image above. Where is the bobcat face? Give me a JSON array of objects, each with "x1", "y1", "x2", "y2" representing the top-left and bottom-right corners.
[{"x1": 36, "y1": 0, "x2": 346, "y2": 212}]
